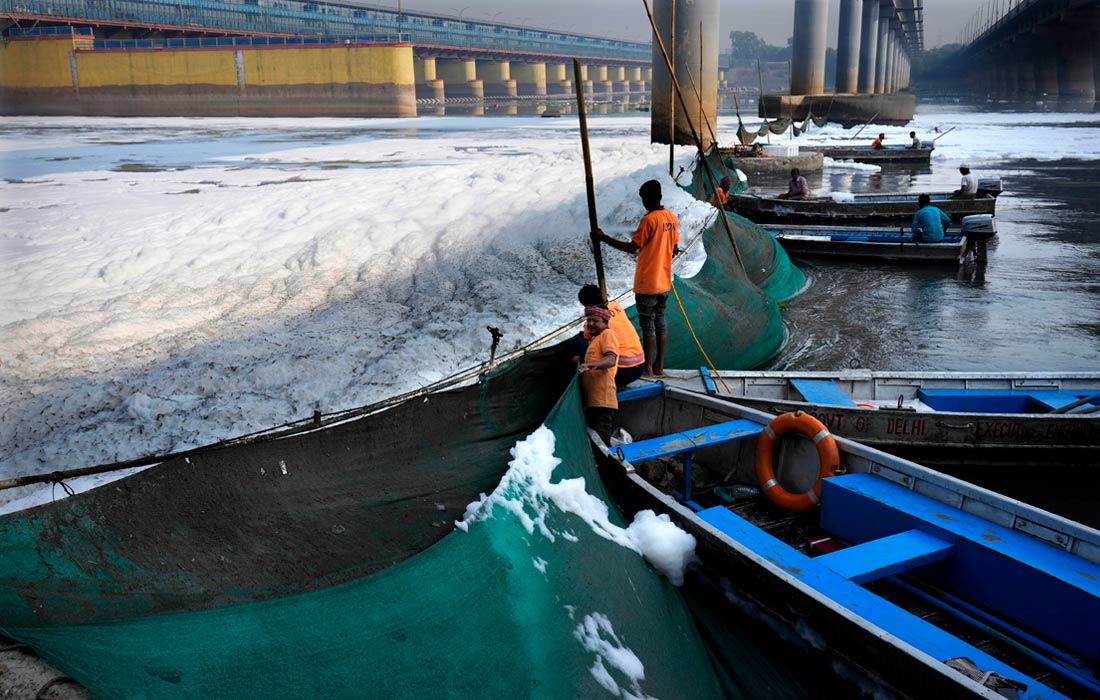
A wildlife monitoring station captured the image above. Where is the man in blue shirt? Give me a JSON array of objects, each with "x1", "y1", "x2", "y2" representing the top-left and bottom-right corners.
[{"x1": 911, "y1": 193, "x2": 952, "y2": 242}]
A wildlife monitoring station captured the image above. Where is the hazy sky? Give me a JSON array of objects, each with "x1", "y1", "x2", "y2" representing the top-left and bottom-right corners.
[{"x1": 398, "y1": 0, "x2": 974, "y2": 49}]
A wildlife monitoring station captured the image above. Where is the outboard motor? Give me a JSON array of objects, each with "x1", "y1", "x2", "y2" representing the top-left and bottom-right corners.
[
  {"x1": 959, "y1": 214, "x2": 996, "y2": 263},
  {"x1": 977, "y1": 177, "x2": 1003, "y2": 198},
  {"x1": 960, "y1": 214, "x2": 996, "y2": 239}
]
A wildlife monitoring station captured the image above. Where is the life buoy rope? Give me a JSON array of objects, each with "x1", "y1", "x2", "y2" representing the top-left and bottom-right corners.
[{"x1": 754, "y1": 411, "x2": 841, "y2": 512}]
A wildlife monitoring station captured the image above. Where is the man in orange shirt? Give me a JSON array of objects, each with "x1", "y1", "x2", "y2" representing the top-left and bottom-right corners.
[
  {"x1": 578, "y1": 305, "x2": 620, "y2": 444},
  {"x1": 574, "y1": 284, "x2": 646, "y2": 387},
  {"x1": 870, "y1": 132, "x2": 886, "y2": 149},
  {"x1": 710, "y1": 175, "x2": 732, "y2": 208},
  {"x1": 591, "y1": 179, "x2": 680, "y2": 377}
]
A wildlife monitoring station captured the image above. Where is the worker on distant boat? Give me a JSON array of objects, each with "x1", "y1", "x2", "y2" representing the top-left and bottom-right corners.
[
  {"x1": 954, "y1": 164, "x2": 978, "y2": 199},
  {"x1": 577, "y1": 305, "x2": 620, "y2": 444},
  {"x1": 571, "y1": 284, "x2": 646, "y2": 388},
  {"x1": 777, "y1": 168, "x2": 809, "y2": 200},
  {"x1": 911, "y1": 194, "x2": 952, "y2": 243},
  {"x1": 871, "y1": 133, "x2": 886, "y2": 149},
  {"x1": 591, "y1": 179, "x2": 679, "y2": 378},
  {"x1": 908, "y1": 131, "x2": 921, "y2": 149},
  {"x1": 710, "y1": 175, "x2": 732, "y2": 208}
]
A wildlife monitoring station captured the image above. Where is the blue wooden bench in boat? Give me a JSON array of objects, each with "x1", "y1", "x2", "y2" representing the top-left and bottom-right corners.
[{"x1": 916, "y1": 388, "x2": 1100, "y2": 414}]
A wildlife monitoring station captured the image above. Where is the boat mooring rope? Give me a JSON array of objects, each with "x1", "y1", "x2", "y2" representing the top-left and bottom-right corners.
[{"x1": 669, "y1": 280, "x2": 732, "y2": 395}]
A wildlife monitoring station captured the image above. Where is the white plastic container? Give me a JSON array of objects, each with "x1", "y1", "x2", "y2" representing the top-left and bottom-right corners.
[{"x1": 762, "y1": 144, "x2": 798, "y2": 158}]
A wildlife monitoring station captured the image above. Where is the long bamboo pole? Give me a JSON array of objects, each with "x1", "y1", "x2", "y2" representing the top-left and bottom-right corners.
[
  {"x1": 641, "y1": 0, "x2": 745, "y2": 272},
  {"x1": 848, "y1": 111, "x2": 880, "y2": 141},
  {"x1": 757, "y1": 58, "x2": 771, "y2": 144},
  {"x1": 574, "y1": 59, "x2": 608, "y2": 302},
  {"x1": 668, "y1": 0, "x2": 676, "y2": 176}
]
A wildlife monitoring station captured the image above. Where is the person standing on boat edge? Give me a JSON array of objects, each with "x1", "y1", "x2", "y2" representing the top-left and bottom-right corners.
[
  {"x1": 954, "y1": 164, "x2": 978, "y2": 199},
  {"x1": 871, "y1": 133, "x2": 886, "y2": 149},
  {"x1": 710, "y1": 175, "x2": 732, "y2": 208},
  {"x1": 590, "y1": 179, "x2": 679, "y2": 377},
  {"x1": 570, "y1": 284, "x2": 647, "y2": 387},
  {"x1": 777, "y1": 168, "x2": 809, "y2": 200},
  {"x1": 911, "y1": 194, "x2": 951, "y2": 243},
  {"x1": 578, "y1": 305, "x2": 620, "y2": 444}
]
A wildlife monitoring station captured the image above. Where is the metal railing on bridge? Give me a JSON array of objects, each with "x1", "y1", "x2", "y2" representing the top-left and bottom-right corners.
[{"x1": 1, "y1": 0, "x2": 650, "y2": 62}]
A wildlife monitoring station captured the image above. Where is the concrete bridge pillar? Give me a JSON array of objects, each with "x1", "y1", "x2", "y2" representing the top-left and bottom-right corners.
[
  {"x1": 1033, "y1": 38, "x2": 1060, "y2": 98},
  {"x1": 626, "y1": 66, "x2": 645, "y2": 93},
  {"x1": 435, "y1": 59, "x2": 483, "y2": 99},
  {"x1": 791, "y1": 0, "x2": 829, "y2": 94},
  {"x1": 547, "y1": 63, "x2": 571, "y2": 95},
  {"x1": 651, "y1": 0, "x2": 718, "y2": 146},
  {"x1": 1056, "y1": 27, "x2": 1096, "y2": 103},
  {"x1": 414, "y1": 57, "x2": 445, "y2": 101},
  {"x1": 512, "y1": 62, "x2": 546, "y2": 96},
  {"x1": 479, "y1": 61, "x2": 517, "y2": 98},
  {"x1": 609, "y1": 65, "x2": 630, "y2": 94},
  {"x1": 857, "y1": 0, "x2": 880, "y2": 93},
  {"x1": 835, "y1": 0, "x2": 862, "y2": 93},
  {"x1": 884, "y1": 28, "x2": 897, "y2": 93},
  {"x1": 874, "y1": 9, "x2": 891, "y2": 94},
  {"x1": 589, "y1": 64, "x2": 612, "y2": 96}
]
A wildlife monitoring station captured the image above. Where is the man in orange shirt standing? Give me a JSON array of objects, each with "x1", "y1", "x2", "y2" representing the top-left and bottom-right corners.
[
  {"x1": 574, "y1": 284, "x2": 646, "y2": 387},
  {"x1": 590, "y1": 179, "x2": 680, "y2": 377},
  {"x1": 578, "y1": 305, "x2": 620, "y2": 444}
]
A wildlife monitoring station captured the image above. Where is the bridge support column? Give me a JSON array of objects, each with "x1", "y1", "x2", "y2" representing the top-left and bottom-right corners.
[
  {"x1": 1056, "y1": 27, "x2": 1096, "y2": 104},
  {"x1": 479, "y1": 61, "x2": 517, "y2": 98},
  {"x1": 650, "y1": 0, "x2": 718, "y2": 147},
  {"x1": 548, "y1": 63, "x2": 571, "y2": 95},
  {"x1": 874, "y1": 9, "x2": 890, "y2": 94},
  {"x1": 857, "y1": 0, "x2": 879, "y2": 93},
  {"x1": 1033, "y1": 38, "x2": 1060, "y2": 98},
  {"x1": 791, "y1": 0, "x2": 829, "y2": 94},
  {"x1": 414, "y1": 57, "x2": 446, "y2": 102},
  {"x1": 435, "y1": 59, "x2": 482, "y2": 100},
  {"x1": 513, "y1": 62, "x2": 546, "y2": 97},
  {"x1": 609, "y1": 66, "x2": 629, "y2": 94},
  {"x1": 835, "y1": 0, "x2": 862, "y2": 93},
  {"x1": 884, "y1": 27, "x2": 897, "y2": 93}
]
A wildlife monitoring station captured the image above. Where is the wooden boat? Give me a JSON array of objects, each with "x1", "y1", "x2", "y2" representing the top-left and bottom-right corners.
[
  {"x1": 0, "y1": 347, "x2": 736, "y2": 700},
  {"x1": 800, "y1": 143, "x2": 934, "y2": 165},
  {"x1": 597, "y1": 382, "x2": 1100, "y2": 700},
  {"x1": 653, "y1": 369, "x2": 1100, "y2": 467},
  {"x1": 768, "y1": 224, "x2": 966, "y2": 264},
  {"x1": 726, "y1": 190, "x2": 998, "y2": 226}
]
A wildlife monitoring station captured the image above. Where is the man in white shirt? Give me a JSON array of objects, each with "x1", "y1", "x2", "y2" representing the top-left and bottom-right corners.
[{"x1": 954, "y1": 164, "x2": 978, "y2": 198}]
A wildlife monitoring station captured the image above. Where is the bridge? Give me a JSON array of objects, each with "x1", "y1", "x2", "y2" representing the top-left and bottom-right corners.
[
  {"x1": 926, "y1": 0, "x2": 1099, "y2": 103},
  {"x1": 0, "y1": 0, "x2": 653, "y2": 99}
]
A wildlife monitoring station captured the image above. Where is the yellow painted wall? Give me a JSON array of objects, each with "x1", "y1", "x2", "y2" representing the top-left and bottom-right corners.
[
  {"x1": 245, "y1": 45, "x2": 413, "y2": 86},
  {"x1": 436, "y1": 59, "x2": 477, "y2": 83},
  {"x1": 78, "y1": 49, "x2": 237, "y2": 87},
  {"x1": 0, "y1": 38, "x2": 75, "y2": 88}
]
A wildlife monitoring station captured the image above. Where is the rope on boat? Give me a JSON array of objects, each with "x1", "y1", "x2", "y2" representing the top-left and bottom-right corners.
[
  {"x1": 36, "y1": 676, "x2": 80, "y2": 700},
  {"x1": 669, "y1": 281, "x2": 732, "y2": 395},
  {"x1": 0, "y1": 210, "x2": 720, "y2": 492}
]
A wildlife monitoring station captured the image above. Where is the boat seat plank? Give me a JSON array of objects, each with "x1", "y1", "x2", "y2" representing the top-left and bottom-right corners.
[
  {"x1": 617, "y1": 382, "x2": 664, "y2": 403},
  {"x1": 696, "y1": 506, "x2": 1065, "y2": 699},
  {"x1": 914, "y1": 388, "x2": 1100, "y2": 413},
  {"x1": 616, "y1": 419, "x2": 762, "y2": 463},
  {"x1": 822, "y1": 474, "x2": 1100, "y2": 664},
  {"x1": 815, "y1": 529, "x2": 956, "y2": 584},
  {"x1": 790, "y1": 379, "x2": 858, "y2": 407}
]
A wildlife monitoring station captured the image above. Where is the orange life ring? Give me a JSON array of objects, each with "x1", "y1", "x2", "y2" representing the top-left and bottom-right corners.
[{"x1": 754, "y1": 411, "x2": 841, "y2": 512}]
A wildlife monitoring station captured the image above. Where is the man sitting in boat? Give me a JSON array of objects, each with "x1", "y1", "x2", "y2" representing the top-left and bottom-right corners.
[
  {"x1": 911, "y1": 193, "x2": 952, "y2": 243},
  {"x1": 571, "y1": 284, "x2": 646, "y2": 388},
  {"x1": 871, "y1": 133, "x2": 886, "y2": 149},
  {"x1": 907, "y1": 131, "x2": 921, "y2": 149},
  {"x1": 577, "y1": 305, "x2": 620, "y2": 444},
  {"x1": 953, "y1": 164, "x2": 978, "y2": 199},
  {"x1": 777, "y1": 168, "x2": 809, "y2": 200},
  {"x1": 710, "y1": 175, "x2": 732, "y2": 208}
]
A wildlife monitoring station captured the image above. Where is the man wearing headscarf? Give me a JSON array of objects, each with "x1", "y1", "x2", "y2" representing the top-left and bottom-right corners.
[{"x1": 578, "y1": 305, "x2": 620, "y2": 444}]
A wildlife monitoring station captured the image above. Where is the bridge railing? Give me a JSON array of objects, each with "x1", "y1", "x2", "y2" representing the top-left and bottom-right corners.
[{"x1": 0, "y1": 0, "x2": 650, "y2": 61}]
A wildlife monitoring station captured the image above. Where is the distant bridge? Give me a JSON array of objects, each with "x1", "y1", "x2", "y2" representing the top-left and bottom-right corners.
[
  {"x1": 927, "y1": 0, "x2": 1099, "y2": 102},
  {"x1": 0, "y1": 0, "x2": 654, "y2": 99}
]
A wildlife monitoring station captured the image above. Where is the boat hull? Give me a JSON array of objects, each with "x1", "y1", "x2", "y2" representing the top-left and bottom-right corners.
[
  {"x1": 727, "y1": 192, "x2": 997, "y2": 225},
  {"x1": 769, "y1": 225, "x2": 965, "y2": 263},
  {"x1": 800, "y1": 145, "x2": 933, "y2": 165}
]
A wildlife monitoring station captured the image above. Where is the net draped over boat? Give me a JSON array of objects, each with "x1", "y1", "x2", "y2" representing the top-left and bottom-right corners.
[{"x1": 0, "y1": 352, "x2": 731, "y2": 699}]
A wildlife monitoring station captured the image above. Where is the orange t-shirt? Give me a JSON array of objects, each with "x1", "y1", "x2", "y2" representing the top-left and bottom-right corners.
[
  {"x1": 583, "y1": 301, "x2": 645, "y2": 368},
  {"x1": 580, "y1": 329, "x2": 620, "y2": 409},
  {"x1": 630, "y1": 208, "x2": 679, "y2": 295},
  {"x1": 871, "y1": 137, "x2": 884, "y2": 149}
]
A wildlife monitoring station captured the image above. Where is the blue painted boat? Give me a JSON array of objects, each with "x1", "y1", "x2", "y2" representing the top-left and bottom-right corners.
[
  {"x1": 655, "y1": 369, "x2": 1100, "y2": 467},
  {"x1": 800, "y1": 143, "x2": 934, "y2": 165},
  {"x1": 599, "y1": 383, "x2": 1100, "y2": 700},
  {"x1": 768, "y1": 224, "x2": 967, "y2": 263}
]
